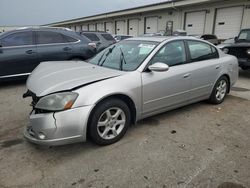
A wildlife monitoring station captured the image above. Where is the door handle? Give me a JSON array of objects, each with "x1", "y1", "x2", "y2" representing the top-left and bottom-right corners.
[
  {"x1": 26, "y1": 50, "x2": 36, "y2": 54},
  {"x1": 183, "y1": 73, "x2": 191, "y2": 78},
  {"x1": 216, "y1": 65, "x2": 221, "y2": 69},
  {"x1": 63, "y1": 47, "x2": 72, "y2": 51}
]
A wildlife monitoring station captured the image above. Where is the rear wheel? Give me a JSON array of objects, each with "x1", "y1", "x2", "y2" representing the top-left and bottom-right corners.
[
  {"x1": 208, "y1": 76, "x2": 229, "y2": 104},
  {"x1": 89, "y1": 98, "x2": 131, "y2": 145}
]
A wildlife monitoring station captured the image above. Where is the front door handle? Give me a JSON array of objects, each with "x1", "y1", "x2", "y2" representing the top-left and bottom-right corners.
[
  {"x1": 216, "y1": 65, "x2": 221, "y2": 69},
  {"x1": 26, "y1": 50, "x2": 36, "y2": 54},
  {"x1": 183, "y1": 73, "x2": 191, "y2": 78},
  {"x1": 63, "y1": 47, "x2": 72, "y2": 51}
]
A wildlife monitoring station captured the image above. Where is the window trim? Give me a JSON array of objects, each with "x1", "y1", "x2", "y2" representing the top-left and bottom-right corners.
[
  {"x1": 0, "y1": 30, "x2": 35, "y2": 48},
  {"x1": 185, "y1": 39, "x2": 219, "y2": 63},
  {"x1": 34, "y1": 30, "x2": 80, "y2": 46},
  {"x1": 144, "y1": 39, "x2": 188, "y2": 71}
]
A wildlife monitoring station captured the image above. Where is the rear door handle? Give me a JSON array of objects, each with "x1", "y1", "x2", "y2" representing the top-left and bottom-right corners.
[
  {"x1": 63, "y1": 47, "x2": 72, "y2": 51},
  {"x1": 26, "y1": 50, "x2": 36, "y2": 54},
  {"x1": 183, "y1": 73, "x2": 191, "y2": 78}
]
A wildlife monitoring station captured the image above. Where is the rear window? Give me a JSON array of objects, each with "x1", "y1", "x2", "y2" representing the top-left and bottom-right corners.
[
  {"x1": 101, "y1": 34, "x2": 115, "y2": 41},
  {"x1": 82, "y1": 33, "x2": 100, "y2": 41},
  {"x1": 202, "y1": 35, "x2": 217, "y2": 40}
]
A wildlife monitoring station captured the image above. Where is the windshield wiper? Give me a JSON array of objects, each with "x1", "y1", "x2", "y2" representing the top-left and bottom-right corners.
[
  {"x1": 99, "y1": 45, "x2": 116, "y2": 66},
  {"x1": 119, "y1": 48, "x2": 127, "y2": 71}
]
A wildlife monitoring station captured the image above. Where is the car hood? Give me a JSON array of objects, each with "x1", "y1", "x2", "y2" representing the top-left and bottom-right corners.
[
  {"x1": 220, "y1": 42, "x2": 250, "y2": 48},
  {"x1": 26, "y1": 61, "x2": 124, "y2": 97}
]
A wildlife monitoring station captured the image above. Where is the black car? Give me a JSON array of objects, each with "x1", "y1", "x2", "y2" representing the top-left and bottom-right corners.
[
  {"x1": 219, "y1": 29, "x2": 250, "y2": 70},
  {"x1": 80, "y1": 31, "x2": 116, "y2": 52},
  {"x1": 0, "y1": 27, "x2": 97, "y2": 81}
]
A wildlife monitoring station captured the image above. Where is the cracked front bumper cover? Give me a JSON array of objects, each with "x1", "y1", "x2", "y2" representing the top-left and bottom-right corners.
[{"x1": 23, "y1": 105, "x2": 94, "y2": 146}]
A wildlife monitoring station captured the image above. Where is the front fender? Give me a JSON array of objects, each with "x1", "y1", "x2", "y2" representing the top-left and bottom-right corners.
[{"x1": 72, "y1": 71, "x2": 142, "y2": 120}]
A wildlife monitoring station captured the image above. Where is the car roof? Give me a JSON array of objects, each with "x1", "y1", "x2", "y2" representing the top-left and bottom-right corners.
[{"x1": 126, "y1": 36, "x2": 199, "y2": 43}]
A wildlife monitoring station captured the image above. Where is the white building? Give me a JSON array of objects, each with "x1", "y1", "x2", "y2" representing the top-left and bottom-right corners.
[{"x1": 45, "y1": 0, "x2": 250, "y2": 39}]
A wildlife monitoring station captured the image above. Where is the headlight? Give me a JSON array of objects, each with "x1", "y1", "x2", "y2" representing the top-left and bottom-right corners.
[
  {"x1": 247, "y1": 49, "x2": 250, "y2": 55},
  {"x1": 222, "y1": 48, "x2": 229, "y2": 54},
  {"x1": 35, "y1": 92, "x2": 79, "y2": 111}
]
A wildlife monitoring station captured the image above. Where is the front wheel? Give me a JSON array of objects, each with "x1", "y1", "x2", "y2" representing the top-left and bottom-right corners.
[
  {"x1": 89, "y1": 99, "x2": 131, "y2": 145},
  {"x1": 208, "y1": 76, "x2": 229, "y2": 104}
]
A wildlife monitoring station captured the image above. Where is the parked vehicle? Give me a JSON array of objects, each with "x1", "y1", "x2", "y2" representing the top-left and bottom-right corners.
[
  {"x1": 114, "y1": 35, "x2": 133, "y2": 42},
  {"x1": 140, "y1": 33, "x2": 164, "y2": 37},
  {"x1": 217, "y1": 38, "x2": 235, "y2": 49},
  {"x1": 80, "y1": 31, "x2": 116, "y2": 52},
  {"x1": 219, "y1": 29, "x2": 250, "y2": 70},
  {"x1": 23, "y1": 36, "x2": 238, "y2": 146},
  {"x1": 173, "y1": 30, "x2": 187, "y2": 36},
  {"x1": 0, "y1": 27, "x2": 96, "y2": 81},
  {"x1": 189, "y1": 34, "x2": 219, "y2": 45}
]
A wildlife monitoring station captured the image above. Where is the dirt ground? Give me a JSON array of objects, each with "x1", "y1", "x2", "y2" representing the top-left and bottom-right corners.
[{"x1": 0, "y1": 70, "x2": 250, "y2": 188}]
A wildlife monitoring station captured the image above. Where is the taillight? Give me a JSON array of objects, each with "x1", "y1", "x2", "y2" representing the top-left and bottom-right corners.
[{"x1": 88, "y1": 42, "x2": 96, "y2": 49}]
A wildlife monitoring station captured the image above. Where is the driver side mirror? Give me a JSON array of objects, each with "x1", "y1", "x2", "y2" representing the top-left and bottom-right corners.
[
  {"x1": 148, "y1": 62, "x2": 169, "y2": 72},
  {"x1": 234, "y1": 36, "x2": 238, "y2": 42}
]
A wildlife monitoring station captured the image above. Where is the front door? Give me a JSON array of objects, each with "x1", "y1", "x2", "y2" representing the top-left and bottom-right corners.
[
  {"x1": 142, "y1": 40, "x2": 192, "y2": 117},
  {"x1": 0, "y1": 31, "x2": 37, "y2": 78}
]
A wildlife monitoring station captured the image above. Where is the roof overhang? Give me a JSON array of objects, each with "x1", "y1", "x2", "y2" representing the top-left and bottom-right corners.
[{"x1": 45, "y1": 0, "x2": 212, "y2": 26}]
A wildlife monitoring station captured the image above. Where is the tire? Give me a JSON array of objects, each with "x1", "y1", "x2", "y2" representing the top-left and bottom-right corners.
[
  {"x1": 240, "y1": 66, "x2": 249, "y2": 70},
  {"x1": 89, "y1": 98, "x2": 131, "y2": 145},
  {"x1": 208, "y1": 76, "x2": 229, "y2": 104}
]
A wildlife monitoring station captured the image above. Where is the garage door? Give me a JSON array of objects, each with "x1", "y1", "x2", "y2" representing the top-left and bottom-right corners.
[
  {"x1": 185, "y1": 11, "x2": 206, "y2": 35},
  {"x1": 128, "y1": 19, "x2": 139, "y2": 36},
  {"x1": 88, "y1": 24, "x2": 96, "y2": 31},
  {"x1": 96, "y1": 23, "x2": 104, "y2": 31},
  {"x1": 75, "y1": 25, "x2": 81, "y2": 32},
  {"x1": 116, "y1": 20, "x2": 126, "y2": 35},
  {"x1": 81, "y1": 25, "x2": 88, "y2": 31},
  {"x1": 145, "y1": 17, "x2": 158, "y2": 34},
  {"x1": 105, "y1": 22, "x2": 113, "y2": 34},
  {"x1": 214, "y1": 6, "x2": 243, "y2": 39}
]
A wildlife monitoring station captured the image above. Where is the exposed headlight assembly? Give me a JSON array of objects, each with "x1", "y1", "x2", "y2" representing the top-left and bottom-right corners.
[
  {"x1": 35, "y1": 92, "x2": 79, "y2": 111},
  {"x1": 222, "y1": 48, "x2": 229, "y2": 54}
]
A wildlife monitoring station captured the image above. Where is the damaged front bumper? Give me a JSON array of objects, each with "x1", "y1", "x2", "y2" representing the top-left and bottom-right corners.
[{"x1": 23, "y1": 105, "x2": 94, "y2": 146}]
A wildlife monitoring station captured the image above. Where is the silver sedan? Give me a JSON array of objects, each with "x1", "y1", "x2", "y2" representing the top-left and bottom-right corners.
[{"x1": 23, "y1": 36, "x2": 238, "y2": 146}]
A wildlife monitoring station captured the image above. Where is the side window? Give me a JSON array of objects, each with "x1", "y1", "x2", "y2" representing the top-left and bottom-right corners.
[
  {"x1": 1, "y1": 31, "x2": 33, "y2": 47},
  {"x1": 101, "y1": 34, "x2": 114, "y2": 41},
  {"x1": 36, "y1": 31, "x2": 67, "y2": 44},
  {"x1": 187, "y1": 40, "x2": 219, "y2": 61},
  {"x1": 150, "y1": 41, "x2": 186, "y2": 67},
  {"x1": 82, "y1": 33, "x2": 100, "y2": 41},
  {"x1": 63, "y1": 35, "x2": 78, "y2": 42}
]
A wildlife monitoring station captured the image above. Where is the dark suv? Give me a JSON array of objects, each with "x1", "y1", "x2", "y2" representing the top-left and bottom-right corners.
[
  {"x1": 0, "y1": 27, "x2": 96, "y2": 80},
  {"x1": 80, "y1": 31, "x2": 116, "y2": 52},
  {"x1": 219, "y1": 29, "x2": 250, "y2": 70}
]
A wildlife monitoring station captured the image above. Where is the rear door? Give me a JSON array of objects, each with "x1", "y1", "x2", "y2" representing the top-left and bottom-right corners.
[
  {"x1": 186, "y1": 40, "x2": 221, "y2": 100},
  {"x1": 0, "y1": 30, "x2": 37, "y2": 78},
  {"x1": 35, "y1": 30, "x2": 72, "y2": 63}
]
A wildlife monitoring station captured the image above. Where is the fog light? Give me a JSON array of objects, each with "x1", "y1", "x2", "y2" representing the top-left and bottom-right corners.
[{"x1": 38, "y1": 132, "x2": 46, "y2": 140}]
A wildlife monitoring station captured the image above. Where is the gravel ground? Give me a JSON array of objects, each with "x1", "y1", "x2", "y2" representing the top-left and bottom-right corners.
[{"x1": 0, "y1": 70, "x2": 250, "y2": 188}]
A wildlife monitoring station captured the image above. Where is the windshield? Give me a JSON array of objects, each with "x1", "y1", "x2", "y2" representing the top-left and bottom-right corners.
[
  {"x1": 238, "y1": 30, "x2": 250, "y2": 41},
  {"x1": 89, "y1": 40, "x2": 158, "y2": 71}
]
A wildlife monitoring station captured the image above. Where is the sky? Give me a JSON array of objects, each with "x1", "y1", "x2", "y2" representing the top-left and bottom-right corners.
[{"x1": 0, "y1": 0, "x2": 168, "y2": 26}]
